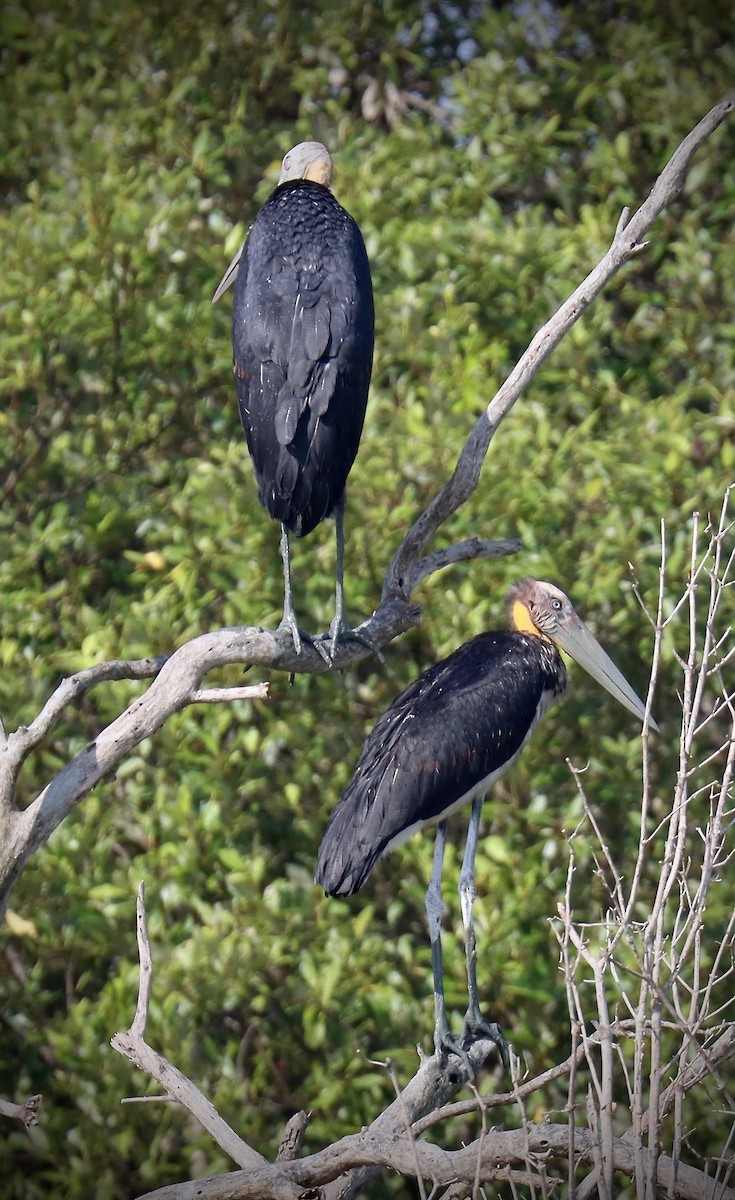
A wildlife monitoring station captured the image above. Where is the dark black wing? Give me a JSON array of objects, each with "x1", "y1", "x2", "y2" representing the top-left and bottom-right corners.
[
  {"x1": 232, "y1": 180, "x2": 374, "y2": 537},
  {"x1": 315, "y1": 632, "x2": 564, "y2": 895}
]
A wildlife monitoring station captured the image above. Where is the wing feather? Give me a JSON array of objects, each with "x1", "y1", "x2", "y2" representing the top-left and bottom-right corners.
[
  {"x1": 315, "y1": 634, "x2": 553, "y2": 895},
  {"x1": 231, "y1": 181, "x2": 373, "y2": 534}
]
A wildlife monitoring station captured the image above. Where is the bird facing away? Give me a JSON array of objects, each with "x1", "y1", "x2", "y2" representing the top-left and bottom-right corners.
[
  {"x1": 213, "y1": 141, "x2": 375, "y2": 660},
  {"x1": 315, "y1": 579, "x2": 657, "y2": 1066}
]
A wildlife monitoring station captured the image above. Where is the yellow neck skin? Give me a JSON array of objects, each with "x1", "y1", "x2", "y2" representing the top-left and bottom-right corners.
[
  {"x1": 512, "y1": 600, "x2": 552, "y2": 642},
  {"x1": 303, "y1": 161, "x2": 333, "y2": 187}
]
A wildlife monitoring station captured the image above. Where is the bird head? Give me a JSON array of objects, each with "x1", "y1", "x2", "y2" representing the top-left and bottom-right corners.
[
  {"x1": 279, "y1": 141, "x2": 334, "y2": 188},
  {"x1": 507, "y1": 578, "x2": 658, "y2": 730}
]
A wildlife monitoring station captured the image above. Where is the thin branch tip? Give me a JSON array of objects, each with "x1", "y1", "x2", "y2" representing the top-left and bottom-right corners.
[
  {"x1": 130, "y1": 881, "x2": 152, "y2": 1039},
  {"x1": 0, "y1": 1093, "x2": 43, "y2": 1128}
]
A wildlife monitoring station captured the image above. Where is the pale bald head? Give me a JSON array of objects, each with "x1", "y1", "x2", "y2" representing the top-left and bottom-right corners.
[
  {"x1": 507, "y1": 578, "x2": 658, "y2": 730},
  {"x1": 279, "y1": 141, "x2": 334, "y2": 188}
]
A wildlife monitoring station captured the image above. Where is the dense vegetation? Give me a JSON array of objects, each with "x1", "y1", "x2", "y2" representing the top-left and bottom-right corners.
[{"x1": 1, "y1": 2, "x2": 733, "y2": 1196}]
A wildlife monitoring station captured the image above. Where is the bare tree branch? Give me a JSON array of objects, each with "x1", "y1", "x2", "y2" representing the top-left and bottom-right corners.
[
  {"x1": 114, "y1": 881, "x2": 507, "y2": 1199},
  {"x1": 0, "y1": 656, "x2": 165, "y2": 812},
  {"x1": 382, "y1": 94, "x2": 735, "y2": 601},
  {"x1": 566, "y1": 492, "x2": 735, "y2": 1200},
  {"x1": 111, "y1": 884, "x2": 278, "y2": 1183},
  {"x1": 275, "y1": 1111, "x2": 311, "y2": 1162},
  {"x1": 130, "y1": 882, "x2": 152, "y2": 1040},
  {"x1": 0, "y1": 1093, "x2": 43, "y2": 1128},
  {"x1": 134, "y1": 1118, "x2": 735, "y2": 1200},
  {"x1": 114, "y1": 859, "x2": 735, "y2": 1200},
  {"x1": 411, "y1": 1022, "x2": 642, "y2": 1133},
  {"x1": 188, "y1": 684, "x2": 270, "y2": 704},
  {"x1": 410, "y1": 535, "x2": 522, "y2": 590}
]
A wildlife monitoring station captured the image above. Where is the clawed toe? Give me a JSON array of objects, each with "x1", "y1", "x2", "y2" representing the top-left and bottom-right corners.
[
  {"x1": 434, "y1": 1028, "x2": 475, "y2": 1078},
  {"x1": 462, "y1": 1012, "x2": 509, "y2": 1069},
  {"x1": 328, "y1": 619, "x2": 387, "y2": 667},
  {"x1": 433, "y1": 1010, "x2": 508, "y2": 1078},
  {"x1": 277, "y1": 618, "x2": 332, "y2": 663}
]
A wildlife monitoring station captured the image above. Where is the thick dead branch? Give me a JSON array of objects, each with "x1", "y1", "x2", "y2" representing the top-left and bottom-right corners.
[
  {"x1": 129, "y1": 883, "x2": 152, "y2": 1040},
  {"x1": 412, "y1": 1021, "x2": 642, "y2": 1133},
  {"x1": 136, "y1": 1118, "x2": 735, "y2": 1200},
  {"x1": 319, "y1": 1039, "x2": 503, "y2": 1200},
  {"x1": 119, "y1": 875, "x2": 735, "y2": 1200},
  {"x1": 111, "y1": 1033, "x2": 277, "y2": 1179},
  {"x1": 275, "y1": 1111, "x2": 311, "y2": 1162},
  {"x1": 0, "y1": 593, "x2": 433, "y2": 912},
  {"x1": 134, "y1": 1036, "x2": 504, "y2": 1200},
  {"x1": 0, "y1": 656, "x2": 164, "y2": 815}
]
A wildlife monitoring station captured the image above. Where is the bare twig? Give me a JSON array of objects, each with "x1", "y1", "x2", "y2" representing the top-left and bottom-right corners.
[
  {"x1": 189, "y1": 684, "x2": 270, "y2": 704},
  {"x1": 369, "y1": 1056, "x2": 428, "y2": 1200},
  {"x1": 0, "y1": 1093, "x2": 43, "y2": 1127},
  {"x1": 130, "y1": 883, "x2": 152, "y2": 1040},
  {"x1": 0, "y1": 656, "x2": 165, "y2": 814},
  {"x1": 111, "y1": 887, "x2": 275, "y2": 1182},
  {"x1": 573, "y1": 491, "x2": 735, "y2": 1200}
]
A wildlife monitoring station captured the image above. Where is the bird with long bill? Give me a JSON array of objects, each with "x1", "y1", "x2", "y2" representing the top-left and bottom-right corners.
[{"x1": 316, "y1": 579, "x2": 658, "y2": 1066}]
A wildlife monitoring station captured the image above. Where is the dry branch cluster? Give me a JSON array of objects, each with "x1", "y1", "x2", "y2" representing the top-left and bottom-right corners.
[{"x1": 1, "y1": 98, "x2": 734, "y2": 1198}]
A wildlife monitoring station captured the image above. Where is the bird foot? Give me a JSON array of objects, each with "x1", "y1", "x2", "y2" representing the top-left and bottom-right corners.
[
  {"x1": 461, "y1": 1010, "x2": 509, "y2": 1070},
  {"x1": 327, "y1": 619, "x2": 387, "y2": 667},
  {"x1": 277, "y1": 617, "x2": 332, "y2": 664},
  {"x1": 433, "y1": 1026, "x2": 476, "y2": 1079}
]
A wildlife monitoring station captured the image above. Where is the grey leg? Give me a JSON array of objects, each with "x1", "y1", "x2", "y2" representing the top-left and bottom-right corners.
[
  {"x1": 458, "y1": 794, "x2": 508, "y2": 1068},
  {"x1": 334, "y1": 497, "x2": 346, "y2": 633},
  {"x1": 279, "y1": 524, "x2": 302, "y2": 655},
  {"x1": 277, "y1": 525, "x2": 330, "y2": 662},
  {"x1": 425, "y1": 821, "x2": 475, "y2": 1074},
  {"x1": 425, "y1": 820, "x2": 450, "y2": 1054},
  {"x1": 328, "y1": 499, "x2": 386, "y2": 666},
  {"x1": 459, "y1": 794, "x2": 483, "y2": 1022}
]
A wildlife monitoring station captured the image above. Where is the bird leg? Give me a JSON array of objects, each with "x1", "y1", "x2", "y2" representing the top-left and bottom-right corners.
[
  {"x1": 327, "y1": 500, "x2": 386, "y2": 666},
  {"x1": 278, "y1": 525, "x2": 331, "y2": 663},
  {"x1": 425, "y1": 821, "x2": 474, "y2": 1076},
  {"x1": 458, "y1": 794, "x2": 508, "y2": 1068},
  {"x1": 426, "y1": 821, "x2": 452, "y2": 1051}
]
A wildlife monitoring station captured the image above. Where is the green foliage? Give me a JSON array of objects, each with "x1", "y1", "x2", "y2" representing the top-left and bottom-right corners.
[{"x1": 1, "y1": 2, "x2": 734, "y2": 1195}]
